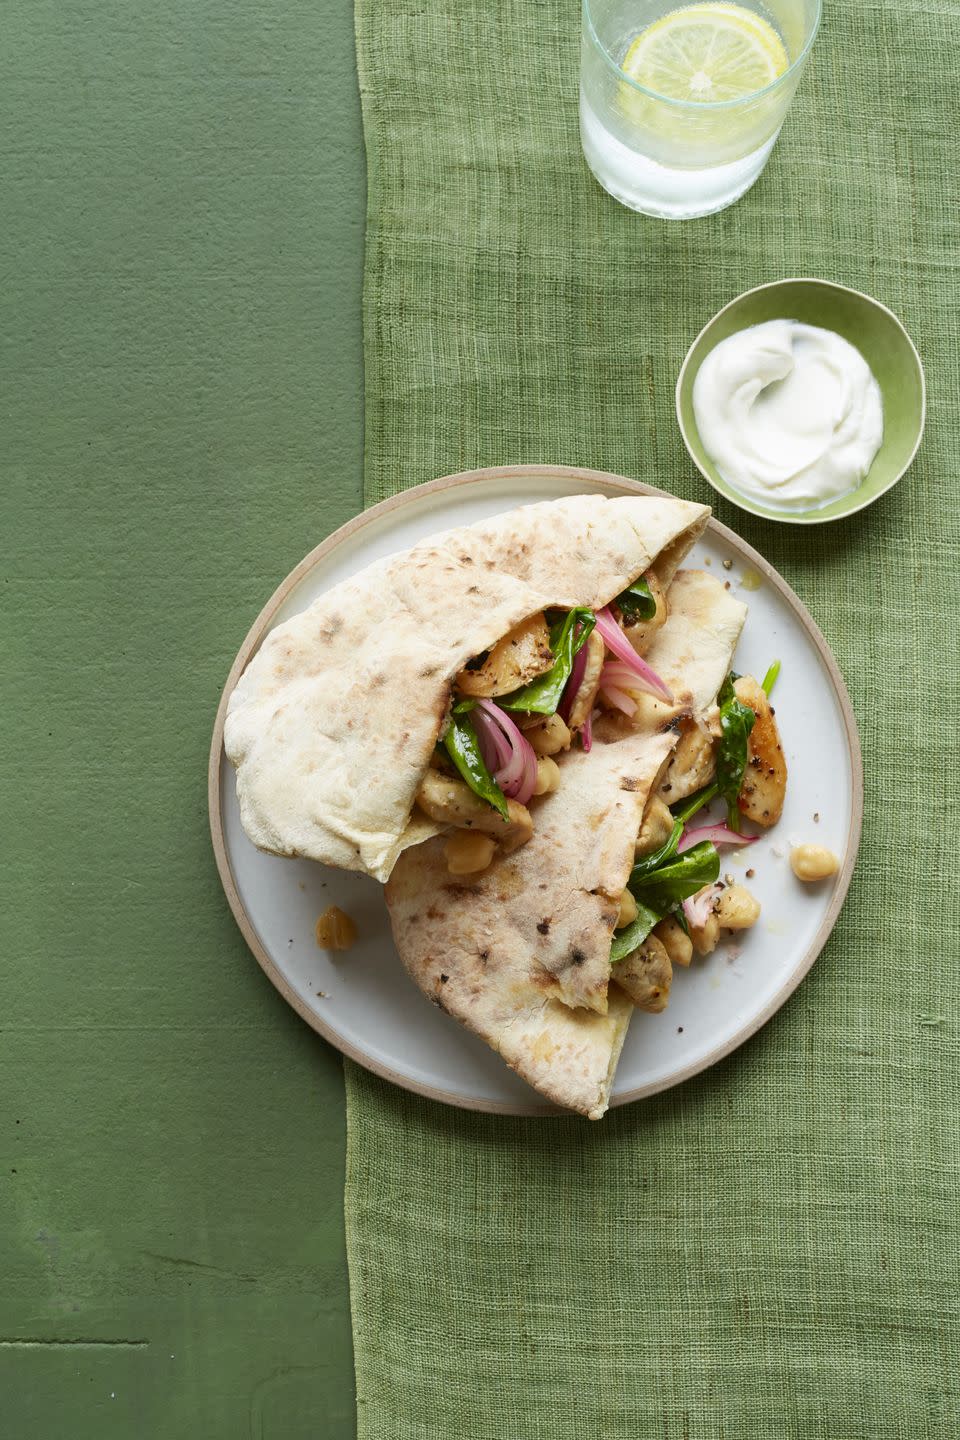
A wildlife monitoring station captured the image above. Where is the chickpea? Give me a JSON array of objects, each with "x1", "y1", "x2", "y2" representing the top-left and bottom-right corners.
[
  {"x1": 791, "y1": 844, "x2": 840, "y2": 883},
  {"x1": 445, "y1": 831, "x2": 497, "y2": 876},
  {"x1": 716, "y1": 884, "x2": 761, "y2": 930},
  {"x1": 526, "y1": 712, "x2": 572, "y2": 756},
  {"x1": 690, "y1": 911, "x2": 719, "y2": 957},
  {"x1": 532, "y1": 756, "x2": 561, "y2": 796},
  {"x1": 315, "y1": 906, "x2": 357, "y2": 951},
  {"x1": 654, "y1": 914, "x2": 693, "y2": 968},
  {"x1": 616, "y1": 890, "x2": 638, "y2": 930},
  {"x1": 635, "y1": 797, "x2": 674, "y2": 856}
]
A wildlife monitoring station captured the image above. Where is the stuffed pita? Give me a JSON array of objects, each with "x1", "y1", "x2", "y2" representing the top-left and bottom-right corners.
[
  {"x1": 385, "y1": 731, "x2": 675, "y2": 1117},
  {"x1": 224, "y1": 494, "x2": 707, "y2": 881},
  {"x1": 385, "y1": 570, "x2": 750, "y2": 1117}
]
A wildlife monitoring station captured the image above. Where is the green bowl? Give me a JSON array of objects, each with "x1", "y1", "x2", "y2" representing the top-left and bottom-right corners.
[{"x1": 676, "y1": 279, "x2": 925, "y2": 524}]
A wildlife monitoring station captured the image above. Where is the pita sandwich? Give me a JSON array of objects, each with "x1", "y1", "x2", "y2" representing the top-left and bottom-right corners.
[
  {"x1": 384, "y1": 570, "x2": 748, "y2": 1118},
  {"x1": 224, "y1": 494, "x2": 707, "y2": 882},
  {"x1": 385, "y1": 730, "x2": 676, "y2": 1117}
]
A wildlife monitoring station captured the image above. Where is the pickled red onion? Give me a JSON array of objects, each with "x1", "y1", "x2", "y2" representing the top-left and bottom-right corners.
[
  {"x1": 678, "y1": 824, "x2": 757, "y2": 852},
  {"x1": 599, "y1": 681, "x2": 637, "y2": 716},
  {"x1": 475, "y1": 699, "x2": 537, "y2": 805},
  {"x1": 558, "y1": 640, "x2": 588, "y2": 723},
  {"x1": 594, "y1": 607, "x2": 672, "y2": 702},
  {"x1": 683, "y1": 887, "x2": 716, "y2": 929}
]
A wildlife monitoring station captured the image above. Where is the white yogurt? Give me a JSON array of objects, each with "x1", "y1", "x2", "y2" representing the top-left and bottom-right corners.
[{"x1": 692, "y1": 320, "x2": 884, "y2": 511}]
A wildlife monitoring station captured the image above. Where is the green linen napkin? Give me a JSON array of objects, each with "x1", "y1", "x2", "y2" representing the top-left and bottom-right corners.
[{"x1": 348, "y1": 0, "x2": 960, "y2": 1435}]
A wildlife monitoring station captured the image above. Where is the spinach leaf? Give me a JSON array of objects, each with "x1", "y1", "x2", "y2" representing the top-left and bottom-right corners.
[
  {"x1": 715, "y1": 673, "x2": 756, "y2": 831},
  {"x1": 631, "y1": 841, "x2": 720, "y2": 912},
  {"x1": 612, "y1": 837, "x2": 720, "y2": 963},
  {"x1": 629, "y1": 819, "x2": 682, "y2": 886},
  {"x1": 498, "y1": 607, "x2": 595, "y2": 715},
  {"x1": 670, "y1": 781, "x2": 719, "y2": 825},
  {"x1": 762, "y1": 659, "x2": 781, "y2": 697},
  {"x1": 614, "y1": 577, "x2": 657, "y2": 623},
  {"x1": 610, "y1": 898, "x2": 665, "y2": 964},
  {"x1": 442, "y1": 712, "x2": 509, "y2": 820}
]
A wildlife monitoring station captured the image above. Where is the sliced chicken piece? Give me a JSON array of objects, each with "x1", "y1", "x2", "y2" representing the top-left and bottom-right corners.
[
  {"x1": 614, "y1": 934, "x2": 673, "y2": 1012},
  {"x1": 622, "y1": 570, "x2": 668, "y2": 656},
  {"x1": 415, "y1": 769, "x2": 533, "y2": 852},
  {"x1": 657, "y1": 717, "x2": 716, "y2": 803},
  {"x1": 567, "y1": 630, "x2": 605, "y2": 731},
  {"x1": 456, "y1": 613, "x2": 553, "y2": 698},
  {"x1": 734, "y1": 675, "x2": 787, "y2": 827}
]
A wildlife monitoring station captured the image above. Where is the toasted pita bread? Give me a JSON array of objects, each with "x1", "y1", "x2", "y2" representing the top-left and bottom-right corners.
[
  {"x1": 385, "y1": 731, "x2": 675, "y2": 1115},
  {"x1": 224, "y1": 495, "x2": 707, "y2": 881},
  {"x1": 384, "y1": 570, "x2": 748, "y2": 1117}
]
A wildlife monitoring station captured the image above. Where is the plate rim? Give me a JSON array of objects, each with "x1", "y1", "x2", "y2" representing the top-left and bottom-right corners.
[{"x1": 208, "y1": 464, "x2": 864, "y2": 1116}]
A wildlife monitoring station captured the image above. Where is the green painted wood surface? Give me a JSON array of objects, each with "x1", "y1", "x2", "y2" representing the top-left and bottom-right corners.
[{"x1": 1, "y1": 2, "x2": 362, "y2": 1433}]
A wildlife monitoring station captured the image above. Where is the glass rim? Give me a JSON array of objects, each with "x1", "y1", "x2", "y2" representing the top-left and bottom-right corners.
[{"x1": 582, "y1": 0, "x2": 822, "y2": 111}]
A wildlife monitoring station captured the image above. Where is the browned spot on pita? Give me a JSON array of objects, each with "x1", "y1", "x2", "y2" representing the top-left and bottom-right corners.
[
  {"x1": 620, "y1": 775, "x2": 641, "y2": 791},
  {"x1": 419, "y1": 663, "x2": 441, "y2": 678},
  {"x1": 426, "y1": 906, "x2": 443, "y2": 920},
  {"x1": 537, "y1": 919, "x2": 551, "y2": 935},
  {"x1": 570, "y1": 948, "x2": 586, "y2": 967},
  {"x1": 442, "y1": 883, "x2": 482, "y2": 897}
]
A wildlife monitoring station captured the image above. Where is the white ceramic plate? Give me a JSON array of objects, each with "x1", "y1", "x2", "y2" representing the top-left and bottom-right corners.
[{"x1": 209, "y1": 466, "x2": 862, "y2": 1115}]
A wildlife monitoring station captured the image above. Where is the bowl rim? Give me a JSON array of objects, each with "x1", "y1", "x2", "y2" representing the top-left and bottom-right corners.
[{"x1": 675, "y1": 276, "x2": 927, "y2": 526}]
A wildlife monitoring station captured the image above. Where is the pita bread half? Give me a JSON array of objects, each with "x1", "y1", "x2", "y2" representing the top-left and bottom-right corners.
[
  {"x1": 384, "y1": 730, "x2": 676, "y2": 1120},
  {"x1": 224, "y1": 494, "x2": 707, "y2": 882},
  {"x1": 498, "y1": 989, "x2": 635, "y2": 1120},
  {"x1": 383, "y1": 569, "x2": 750, "y2": 1115}
]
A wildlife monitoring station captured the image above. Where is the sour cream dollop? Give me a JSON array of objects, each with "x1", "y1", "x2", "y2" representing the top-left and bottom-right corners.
[{"x1": 692, "y1": 320, "x2": 884, "y2": 511}]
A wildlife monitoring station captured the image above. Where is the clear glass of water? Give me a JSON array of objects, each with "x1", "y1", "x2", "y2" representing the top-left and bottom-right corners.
[{"x1": 580, "y1": 0, "x2": 821, "y2": 219}]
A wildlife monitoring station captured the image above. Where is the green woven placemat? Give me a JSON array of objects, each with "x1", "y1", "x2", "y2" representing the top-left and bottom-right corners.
[{"x1": 348, "y1": 1, "x2": 960, "y2": 1436}]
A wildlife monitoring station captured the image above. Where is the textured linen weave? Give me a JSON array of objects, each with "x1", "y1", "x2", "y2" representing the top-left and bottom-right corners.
[{"x1": 348, "y1": 0, "x2": 960, "y2": 1434}]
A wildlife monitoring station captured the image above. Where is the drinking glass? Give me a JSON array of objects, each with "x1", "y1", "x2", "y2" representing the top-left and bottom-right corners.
[{"x1": 580, "y1": 0, "x2": 821, "y2": 219}]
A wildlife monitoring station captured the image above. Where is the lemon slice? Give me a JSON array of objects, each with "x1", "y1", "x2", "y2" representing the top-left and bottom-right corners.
[{"x1": 623, "y1": 3, "x2": 789, "y2": 103}]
